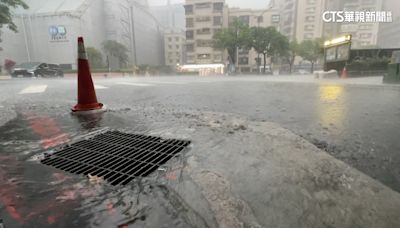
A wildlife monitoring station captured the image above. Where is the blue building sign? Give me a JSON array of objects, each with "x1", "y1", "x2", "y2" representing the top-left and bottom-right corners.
[{"x1": 49, "y1": 26, "x2": 68, "y2": 42}]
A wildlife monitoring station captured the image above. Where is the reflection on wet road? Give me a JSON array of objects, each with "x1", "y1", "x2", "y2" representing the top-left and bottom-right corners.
[
  {"x1": 318, "y1": 85, "x2": 347, "y2": 134},
  {"x1": 1, "y1": 77, "x2": 400, "y2": 227}
]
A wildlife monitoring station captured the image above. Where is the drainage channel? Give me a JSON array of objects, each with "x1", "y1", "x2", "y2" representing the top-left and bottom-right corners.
[{"x1": 41, "y1": 131, "x2": 191, "y2": 186}]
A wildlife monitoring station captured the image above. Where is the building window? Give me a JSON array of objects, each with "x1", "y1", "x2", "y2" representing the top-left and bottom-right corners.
[
  {"x1": 184, "y1": 5, "x2": 193, "y2": 14},
  {"x1": 257, "y1": 16, "x2": 263, "y2": 23},
  {"x1": 186, "y1": 30, "x2": 194, "y2": 40},
  {"x1": 304, "y1": 24, "x2": 314, "y2": 31},
  {"x1": 305, "y1": 16, "x2": 315, "y2": 22},
  {"x1": 175, "y1": 37, "x2": 180, "y2": 42},
  {"x1": 239, "y1": 57, "x2": 249, "y2": 65},
  {"x1": 176, "y1": 45, "x2": 180, "y2": 49},
  {"x1": 195, "y1": 3, "x2": 211, "y2": 9},
  {"x1": 186, "y1": 18, "x2": 194, "y2": 28},
  {"x1": 168, "y1": 37, "x2": 172, "y2": 42},
  {"x1": 168, "y1": 45, "x2": 172, "y2": 49},
  {"x1": 359, "y1": 24, "x2": 372, "y2": 30},
  {"x1": 307, "y1": 0, "x2": 316, "y2": 4},
  {"x1": 197, "y1": 28, "x2": 211, "y2": 35},
  {"x1": 213, "y1": 16, "x2": 222, "y2": 26},
  {"x1": 239, "y1": 48, "x2": 249, "y2": 55},
  {"x1": 213, "y1": 2, "x2": 223, "y2": 11},
  {"x1": 186, "y1": 43, "x2": 195, "y2": 52},
  {"x1": 198, "y1": 54, "x2": 211, "y2": 59},
  {"x1": 271, "y1": 15, "x2": 280, "y2": 23},
  {"x1": 359, "y1": 33, "x2": 372, "y2": 39},
  {"x1": 197, "y1": 40, "x2": 213, "y2": 47},
  {"x1": 239, "y1": 15, "x2": 250, "y2": 26},
  {"x1": 306, "y1": 7, "x2": 316, "y2": 13},
  {"x1": 196, "y1": 16, "x2": 211, "y2": 22},
  {"x1": 213, "y1": 28, "x2": 222, "y2": 35}
]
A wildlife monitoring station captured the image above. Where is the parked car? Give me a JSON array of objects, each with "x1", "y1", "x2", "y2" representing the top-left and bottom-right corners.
[{"x1": 11, "y1": 62, "x2": 64, "y2": 78}]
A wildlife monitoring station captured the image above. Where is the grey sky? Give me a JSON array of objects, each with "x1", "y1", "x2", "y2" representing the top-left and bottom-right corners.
[{"x1": 148, "y1": 0, "x2": 270, "y2": 9}]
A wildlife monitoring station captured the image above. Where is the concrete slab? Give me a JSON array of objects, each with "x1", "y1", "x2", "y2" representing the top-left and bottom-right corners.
[{"x1": 135, "y1": 111, "x2": 400, "y2": 228}]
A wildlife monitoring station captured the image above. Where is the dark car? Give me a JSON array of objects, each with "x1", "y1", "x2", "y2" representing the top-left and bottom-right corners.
[{"x1": 11, "y1": 62, "x2": 64, "y2": 78}]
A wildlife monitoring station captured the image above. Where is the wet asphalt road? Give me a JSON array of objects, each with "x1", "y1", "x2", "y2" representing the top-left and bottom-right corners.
[{"x1": 0, "y1": 75, "x2": 400, "y2": 227}]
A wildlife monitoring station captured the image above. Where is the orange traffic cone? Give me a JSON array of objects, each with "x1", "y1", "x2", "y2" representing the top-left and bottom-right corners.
[
  {"x1": 72, "y1": 37, "x2": 104, "y2": 113},
  {"x1": 341, "y1": 67, "x2": 348, "y2": 79}
]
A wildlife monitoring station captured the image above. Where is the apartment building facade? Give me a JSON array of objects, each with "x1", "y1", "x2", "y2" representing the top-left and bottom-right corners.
[
  {"x1": 295, "y1": 0, "x2": 326, "y2": 41},
  {"x1": 164, "y1": 30, "x2": 186, "y2": 66},
  {"x1": 0, "y1": 0, "x2": 164, "y2": 69},
  {"x1": 324, "y1": 0, "x2": 400, "y2": 49},
  {"x1": 273, "y1": 0, "x2": 326, "y2": 42},
  {"x1": 184, "y1": 0, "x2": 229, "y2": 64},
  {"x1": 228, "y1": 7, "x2": 281, "y2": 73}
]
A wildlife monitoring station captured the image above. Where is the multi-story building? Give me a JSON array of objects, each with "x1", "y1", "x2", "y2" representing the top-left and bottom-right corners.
[
  {"x1": 273, "y1": 0, "x2": 326, "y2": 42},
  {"x1": 150, "y1": 2, "x2": 186, "y2": 31},
  {"x1": 228, "y1": 7, "x2": 281, "y2": 73},
  {"x1": 377, "y1": 0, "x2": 400, "y2": 48},
  {"x1": 323, "y1": 0, "x2": 400, "y2": 48},
  {"x1": 184, "y1": 0, "x2": 229, "y2": 64},
  {"x1": 164, "y1": 29, "x2": 186, "y2": 66},
  {"x1": 295, "y1": 0, "x2": 326, "y2": 41},
  {"x1": 275, "y1": 0, "x2": 297, "y2": 40},
  {"x1": 0, "y1": 0, "x2": 164, "y2": 69}
]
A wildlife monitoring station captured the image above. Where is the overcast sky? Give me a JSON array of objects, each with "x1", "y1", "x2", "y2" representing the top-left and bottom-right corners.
[{"x1": 148, "y1": 0, "x2": 270, "y2": 9}]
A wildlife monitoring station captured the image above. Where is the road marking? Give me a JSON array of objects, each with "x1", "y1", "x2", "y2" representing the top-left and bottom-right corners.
[
  {"x1": 19, "y1": 85, "x2": 48, "y2": 94},
  {"x1": 95, "y1": 84, "x2": 108, "y2": 89},
  {"x1": 117, "y1": 82, "x2": 154, "y2": 87}
]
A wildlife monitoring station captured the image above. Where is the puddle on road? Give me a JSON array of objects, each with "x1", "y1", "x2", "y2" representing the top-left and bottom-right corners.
[{"x1": 0, "y1": 105, "x2": 203, "y2": 228}]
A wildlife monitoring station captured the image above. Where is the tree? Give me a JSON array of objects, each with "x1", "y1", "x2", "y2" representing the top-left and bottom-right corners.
[
  {"x1": 282, "y1": 40, "x2": 300, "y2": 74},
  {"x1": 298, "y1": 38, "x2": 323, "y2": 73},
  {"x1": 251, "y1": 26, "x2": 289, "y2": 73},
  {"x1": 102, "y1": 40, "x2": 129, "y2": 69},
  {"x1": 86, "y1": 47, "x2": 103, "y2": 69},
  {"x1": 0, "y1": 0, "x2": 29, "y2": 32},
  {"x1": 213, "y1": 19, "x2": 251, "y2": 72}
]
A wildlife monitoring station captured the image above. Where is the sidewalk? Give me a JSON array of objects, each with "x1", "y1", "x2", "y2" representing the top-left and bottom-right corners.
[{"x1": 227, "y1": 75, "x2": 400, "y2": 89}]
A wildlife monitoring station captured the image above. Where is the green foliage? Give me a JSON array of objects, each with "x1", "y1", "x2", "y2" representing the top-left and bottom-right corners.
[
  {"x1": 0, "y1": 0, "x2": 28, "y2": 32},
  {"x1": 298, "y1": 38, "x2": 323, "y2": 73},
  {"x1": 298, "y1": 38, "x2": 323, "y2": 63},
  {"x1": 213, "y1": 18, "x2": 251, "y2": 64},
  {"x1": 250, "y1": 26, "x2": 289, "y2": 72},
  {"x1": 86, "y1": 47, "x2": 103, "y2": 69},
  {"x1": 102, "y1": 40, "x2": 129, "y2": 68},
  {"x1": 282, "y1": 40, "x2": 301, "y2": 73},
  {"x1": 251, "y1": 26, "x2": 289, "y2": 57}
]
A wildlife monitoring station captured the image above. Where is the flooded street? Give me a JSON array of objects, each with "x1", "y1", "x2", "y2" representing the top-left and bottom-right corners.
[{"x1": 1, "y1": 76, "x2": 400, "y2": 227}]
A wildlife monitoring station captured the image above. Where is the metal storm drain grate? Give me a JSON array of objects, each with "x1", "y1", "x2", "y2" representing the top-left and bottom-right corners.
[{"x1": 41, "y1": 131, "x2": 191, "y2": 186}]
